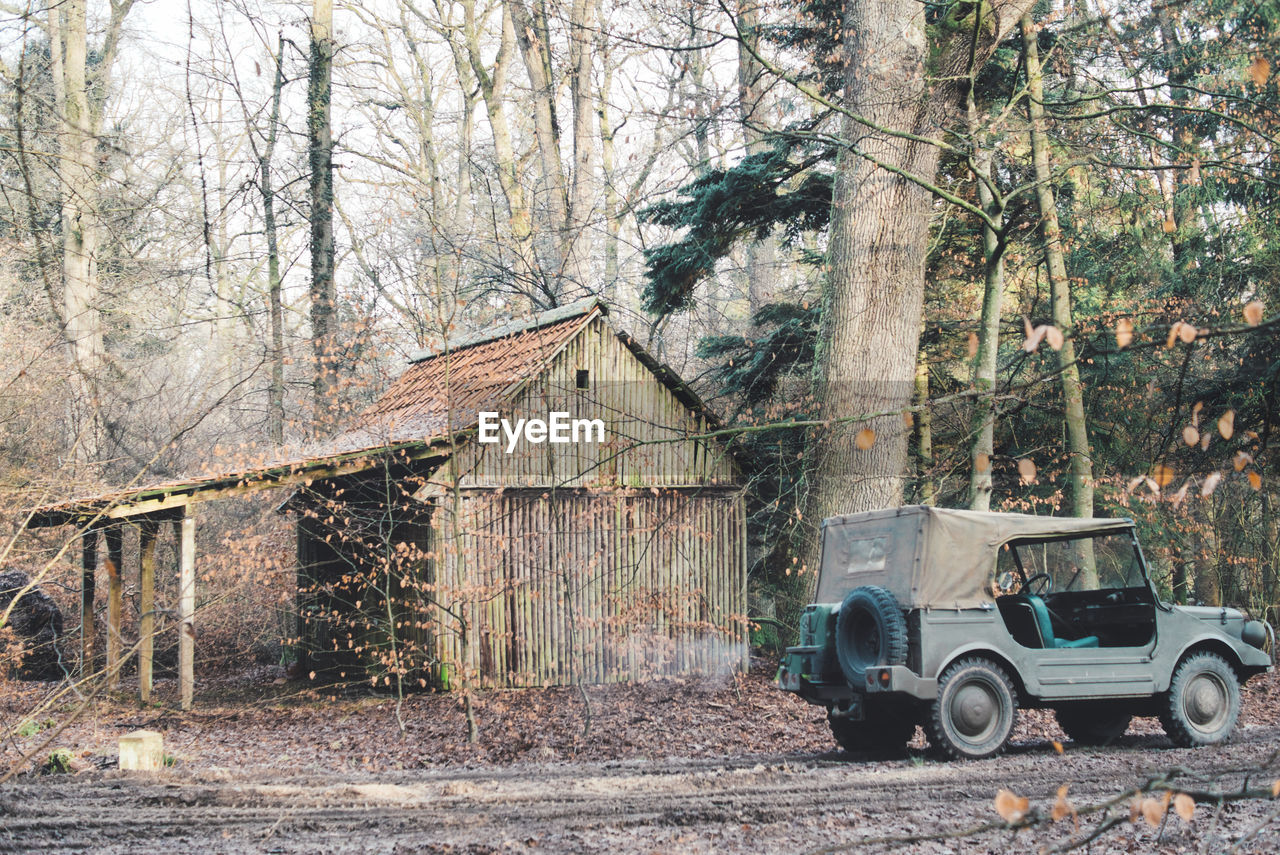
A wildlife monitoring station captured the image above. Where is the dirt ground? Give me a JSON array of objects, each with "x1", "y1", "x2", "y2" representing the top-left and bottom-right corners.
[{"x1": 2, "y1": 661, "x2": 1279, "y2": 853}]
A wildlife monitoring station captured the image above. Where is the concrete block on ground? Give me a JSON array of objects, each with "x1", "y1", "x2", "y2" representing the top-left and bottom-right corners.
[{"x1": 118, "y1": 730, "x2": 164, "y2": 771}]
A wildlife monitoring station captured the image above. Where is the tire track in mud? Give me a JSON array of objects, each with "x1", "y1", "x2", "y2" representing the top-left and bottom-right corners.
[{"x1": 4, "y1": 725, "x2": 1278, "y2": 853}]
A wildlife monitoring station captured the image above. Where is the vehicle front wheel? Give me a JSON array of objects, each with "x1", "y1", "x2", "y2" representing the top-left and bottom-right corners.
[
  {"x1": 828, "y1": 699, "x2": 917, "y2": 759},
  {"x1": 1055, "y1": 703, "x2": 1132, "y2": 746},
  {"x1": 1160, "y1": 652, "x2": 1240, "y2": 747},
  {"x1": 928, "y1": 657, "x2": 1017, "y2": 760}
]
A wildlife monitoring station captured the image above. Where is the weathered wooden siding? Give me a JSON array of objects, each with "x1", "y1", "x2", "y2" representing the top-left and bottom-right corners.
[
  {"x1": 429, "y1": 488, "x2": 747, "y2": 688},
  {"x1": 450, "y1": 317, "x2": 736, "y2": 490},
  {"x1": 296, "y1": 307, "x2": 748, "y2": 690}
]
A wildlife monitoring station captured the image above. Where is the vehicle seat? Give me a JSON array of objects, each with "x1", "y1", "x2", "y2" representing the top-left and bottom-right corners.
[{"x1": 1026, "y1": 595, "x2": 1099, "y2": 649}]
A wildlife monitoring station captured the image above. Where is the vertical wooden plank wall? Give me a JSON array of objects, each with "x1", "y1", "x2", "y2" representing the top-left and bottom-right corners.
[{"x1": 434, "y1": 488, "x2": 746, "y2": 688}]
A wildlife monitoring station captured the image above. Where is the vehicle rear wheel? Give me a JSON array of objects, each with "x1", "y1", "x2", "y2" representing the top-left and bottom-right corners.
[
  {"x1": 834, "y1": 585, "x2": 908, "y2": 687},
  {"x1": 828, "y1": 699, "x2": 917, "y2": 758},
  {"x1": 1055, "y1": 704, "x2": 1132, "y2": 746},
  {"x1": 927, "y1": 657, "x2": 1016, "y2": 760},
  {"x1": 1160, "y1": 652, "x2": 1240, "y2": 747}
]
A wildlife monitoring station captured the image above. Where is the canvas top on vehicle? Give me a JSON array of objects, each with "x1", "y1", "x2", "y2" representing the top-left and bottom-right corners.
[{"x1": 815, "y1": 505, "x2": 1135, "y2": 610}]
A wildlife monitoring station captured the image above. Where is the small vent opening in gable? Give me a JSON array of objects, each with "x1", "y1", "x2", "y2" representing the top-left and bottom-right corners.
[{"x1": 576, "y1": 369, "x2": 590, "y2": 390}]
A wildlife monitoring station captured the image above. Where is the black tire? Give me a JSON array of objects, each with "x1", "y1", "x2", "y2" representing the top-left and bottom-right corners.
[
  {"x1": 834, "y1": 585, "x2": 908, "y2": 687},
  {"x1": 1055, "y1": 704, "x2": 1132, "y2": 746},
  {"x1": 1160, "y1": 652, "x2": 1241, "y2": 747},
  {"x1": 828, "y1": 699, "x2": 918, "y2": 758},
  {"x1": 928, "y1": 657, "x2": 1017, "y2": 760}
]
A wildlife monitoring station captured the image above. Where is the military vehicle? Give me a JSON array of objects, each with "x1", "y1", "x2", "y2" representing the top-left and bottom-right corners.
[{"x1": 777, "y1": 506, "x2": 1274, "y2": 759}]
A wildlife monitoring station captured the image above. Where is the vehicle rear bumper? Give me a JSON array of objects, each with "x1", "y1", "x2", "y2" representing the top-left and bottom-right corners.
[{"x1": 864, "y1": 665, "x2": 938, "y2": 699}]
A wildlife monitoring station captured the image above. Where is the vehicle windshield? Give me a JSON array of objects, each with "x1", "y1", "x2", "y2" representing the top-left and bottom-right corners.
[{"x1": 999, "y1": 532, "x2": 1146, "y2": 593}]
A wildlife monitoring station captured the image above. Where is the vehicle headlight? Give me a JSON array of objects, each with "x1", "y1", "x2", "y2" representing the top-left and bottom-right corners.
[{"x1": 1242, "y1": 620, "x2": 1269, "y2": 651}]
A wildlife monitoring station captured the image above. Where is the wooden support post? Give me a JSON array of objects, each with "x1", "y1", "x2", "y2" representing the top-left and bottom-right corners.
[
  {"x1": 80, "y1": 529, "x2": 98, "y2": 676},
  {"x1": 177, "y1": 511, "x2": 196, "y2": 710},
  {"x1": 105, "y1": 526, "x2": 124, "y2": 690},
  {"x1": 138, "y1": 520, "x2": 158, "y2": 704}
]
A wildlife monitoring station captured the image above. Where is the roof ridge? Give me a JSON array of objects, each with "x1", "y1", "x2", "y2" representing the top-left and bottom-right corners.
[{"x1": 407, "y1": 296, "x2": 604, "y2": 363}]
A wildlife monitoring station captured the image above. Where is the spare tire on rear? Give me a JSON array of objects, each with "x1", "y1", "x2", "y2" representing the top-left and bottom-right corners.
[{"x1": 835, "y1": 585, "x2": 908, "y2": 687}]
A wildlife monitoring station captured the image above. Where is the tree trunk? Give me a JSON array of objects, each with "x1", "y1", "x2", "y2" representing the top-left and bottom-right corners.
[
  {"x1": 812, "y1": 0, "x2": 935, "y2": 527},
  {"x1": 1022, "y1": 14, "x2": 1094, "y2": 520},
  {"x1": 48, "y1": 0, "x2": 136, "y2": 465},
  {"x1": 53, "y1": 1, "x2": 102, "y2": 460},
  {"x1": 263, "y1": 32, "x2": 287, "y2": 446},
  {"x1": 507, "y1": 0, "x2": 572, "y2": 294},
  {"x1": 914, "y1": 351, "x2": 934, "y2": 505},
  {"x1": 566, "y1": 0, "x2": 597, "y2": 295},
  {"x1": 465, "y1": 2, "x2": 536, "y2": 286},
  {"x1": 737, "y1": 0, "x2": 776, "y2": 315},
  {"x1": 598, "y1": 50, "x2": 621, "y2": 296},
  {"x1": 309, "y1": 0, "x2": 337, "y2": 428},
  {"x1": 806, "y1": 0, "x2": 1036, "y2": 563},
  {"x1": 966, "y1": 138, "x2": 1005, "y2": 513}
]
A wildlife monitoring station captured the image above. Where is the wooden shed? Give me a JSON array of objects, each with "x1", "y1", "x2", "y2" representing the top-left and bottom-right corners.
[
  {"x1": 23, "y1": 298, "x2": 746, "y2": 701},
  {"x1": 292, "y1": 298, "x2": 747, "y2": 689}
]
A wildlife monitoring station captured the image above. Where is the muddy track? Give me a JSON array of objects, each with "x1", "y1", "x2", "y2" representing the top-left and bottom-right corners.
[{"x1": 4, "y1": 725, "x2": 1280, "y2": 854}]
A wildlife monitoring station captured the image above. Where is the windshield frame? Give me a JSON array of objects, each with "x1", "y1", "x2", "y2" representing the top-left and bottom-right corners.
[{"x1": 1003, "y1": 529, "x2": 1152, "y2": 595}]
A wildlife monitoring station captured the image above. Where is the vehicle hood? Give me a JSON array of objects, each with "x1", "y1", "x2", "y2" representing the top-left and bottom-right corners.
[{"x1": 1173, "y1": 604, "x2": 1246, "y2": 635}]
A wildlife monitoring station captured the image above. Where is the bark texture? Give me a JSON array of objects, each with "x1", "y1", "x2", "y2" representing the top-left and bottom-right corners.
[
  {"x1": 309, "y1": 0, "x2": 337, "y2": 426},
  {"x1": 814, "y1": 0, "x2": 936, "y2": 521},
  {"x1": 808, "y1": 0, "x2": 1036, "y2": 540}
]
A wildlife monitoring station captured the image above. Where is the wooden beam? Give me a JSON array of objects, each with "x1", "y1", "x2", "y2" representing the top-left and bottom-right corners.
[
  {"x1": 138, "y1": 520, "x2": 158, "y2": 704},
  {"x1": 105, "y1": 526, "x2": 123, "y2": 691},
  {"x1": 80, "y1": 529, "x2": 97, "y2": 676},
  {"x1": 177, "y1": 511, "x2": 196, "y2": 710},
  {"x1": 25, "y1": 443, "x2": 448, "y2": 528}
]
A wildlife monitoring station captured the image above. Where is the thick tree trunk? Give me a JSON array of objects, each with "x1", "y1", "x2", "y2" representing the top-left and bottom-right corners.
[
  {"x1": 47, "y1": 0, "x2": 135, "y2": 464},
  {"x1": 309, "y1": 0, "x2": 337, "y2": 427},
  {"x1": 806, "y1": 0, "x2": 1036, "y2": 559},
  {"x1": 53, "y1": 1, "x2": 102, "y2": 459},
  {"x1": 813, "y1": 0, "x2": 935, "y2": 525},
  {"x1": 1022, "y1": 14, "x2": 1094, "y2": 520}
]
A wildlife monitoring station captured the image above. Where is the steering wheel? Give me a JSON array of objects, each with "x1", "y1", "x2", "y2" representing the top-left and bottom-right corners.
[{"x1": 1021, "y1": 572, "x2": 1053, "y2": 596}]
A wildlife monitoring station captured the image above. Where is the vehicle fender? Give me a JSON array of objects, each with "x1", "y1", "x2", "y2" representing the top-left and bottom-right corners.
[
  {"x1": 1159, "y1": 634, "x2": 1257, "y2": 690},
  {"x1": 933, "y1": 644, "x2": 1033, "y2": 701}
]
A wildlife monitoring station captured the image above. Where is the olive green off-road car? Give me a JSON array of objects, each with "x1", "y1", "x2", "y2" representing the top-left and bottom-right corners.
[{"x1": 777, "y1": 506, "x2": 1274, "y2": 759}]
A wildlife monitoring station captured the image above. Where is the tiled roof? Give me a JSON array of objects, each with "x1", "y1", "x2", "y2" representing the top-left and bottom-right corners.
[{"x1": 319, "y1": 298, "x2": 601, "y2": 454}]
